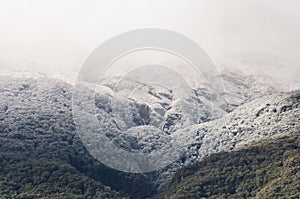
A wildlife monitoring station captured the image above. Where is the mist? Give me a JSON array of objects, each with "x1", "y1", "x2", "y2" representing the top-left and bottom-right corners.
[{"x1": 0, "y1": 0, "x2": 299, "y2": 88}]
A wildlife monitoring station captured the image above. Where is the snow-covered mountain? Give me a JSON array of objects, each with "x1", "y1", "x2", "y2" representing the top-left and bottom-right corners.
[
  {"x1": 217, "y1": 66, "x2": 289, "y2": 111},
  {"x1": 173, "y1": 90, "x2": 299, "y2": 163},
  {"x1": 91, "y1": 66, "x2": 294, "y2": 158},
  {"x1": 0, "y1": 66, "x2": 298, "y2": 190}
]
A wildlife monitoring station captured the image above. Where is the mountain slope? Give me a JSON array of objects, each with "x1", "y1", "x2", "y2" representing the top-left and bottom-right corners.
[
  {"x1": 0, "y1": 73, "x2": 298, "y2": 198},
  {"x1": 173, "y1": 90, "x2": 300, "y2": 163},
  {"x1": 217, "y1": 66, "x2": 288, "y2": 111},
  {"x1": 0, "y1": 76, "x2": 154, "y2": 199},
  {"x1": 154, "y1": 131, "x2": 300, "y2": 199}
]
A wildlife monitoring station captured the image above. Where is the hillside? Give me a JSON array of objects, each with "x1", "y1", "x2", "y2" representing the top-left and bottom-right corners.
[
  {"x1": 0, "y1": 73, "x2": 298, "y2": 199},
  {"x1": 0, "y1": 76, "x2": 154, "y2": 199},
  {"x1": 155, "y1": 131, "x2": 300, "y2": 199}
]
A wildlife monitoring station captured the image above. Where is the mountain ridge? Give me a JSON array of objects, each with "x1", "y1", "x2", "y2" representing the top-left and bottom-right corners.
[{"x1": 0, "y1": 69, "x2": 299, "y2": 198}]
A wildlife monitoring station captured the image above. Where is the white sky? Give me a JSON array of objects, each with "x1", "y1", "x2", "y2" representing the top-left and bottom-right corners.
[{"x1": 0, "y1": 0, "x2": 299, "y2": 86}]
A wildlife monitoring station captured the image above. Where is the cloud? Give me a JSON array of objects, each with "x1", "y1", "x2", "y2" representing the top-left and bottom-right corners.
[{"x1": 0, "y1": 0, "x2": 299, "y2": 86}]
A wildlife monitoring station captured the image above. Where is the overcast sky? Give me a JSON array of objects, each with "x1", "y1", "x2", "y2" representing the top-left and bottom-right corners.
[{"x1": 0, "y1": 0, "x2": 299, "y2": 87}]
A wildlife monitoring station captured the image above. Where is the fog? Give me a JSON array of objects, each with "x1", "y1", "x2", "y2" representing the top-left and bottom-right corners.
[{"x1": 0, "y1": 0, "x2": 299, "y2": 88}]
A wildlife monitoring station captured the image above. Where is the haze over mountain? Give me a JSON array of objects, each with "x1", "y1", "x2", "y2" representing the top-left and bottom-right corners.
[
  {"x1": 1, "y1": 1, "x2": 299, "y2": 198},
  {"x1": 1, "y1": 0, "x2": 300, "y2": 87}
]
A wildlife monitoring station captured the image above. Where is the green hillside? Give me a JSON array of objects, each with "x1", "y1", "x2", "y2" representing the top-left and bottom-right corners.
[{"x1": 155, "y1": 131, "x2": 300, "y2": 199}]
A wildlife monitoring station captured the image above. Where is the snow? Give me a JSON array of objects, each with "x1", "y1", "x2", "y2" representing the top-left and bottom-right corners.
[{"x1": 0, "y1": 66, "x2": 299, "y2": 187}]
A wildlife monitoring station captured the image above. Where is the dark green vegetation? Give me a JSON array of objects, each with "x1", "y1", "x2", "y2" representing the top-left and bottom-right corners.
[
  {"x1": 2, "y1": 127, "x2": 299, "y2": 199},
  {"x1": 0, "y1": 133, "x2": 157, "y2": 199},
  {"x1": 155, "y1": 131, "x2": 300, "y2": 199},
  {"x1": 0, "y1": 123, "x2": 158, "y2": 199}
]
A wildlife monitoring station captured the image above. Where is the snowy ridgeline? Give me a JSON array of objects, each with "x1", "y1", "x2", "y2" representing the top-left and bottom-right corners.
[{"x1": 0, "y1": 68, "x2": 299, "y2": 186}]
